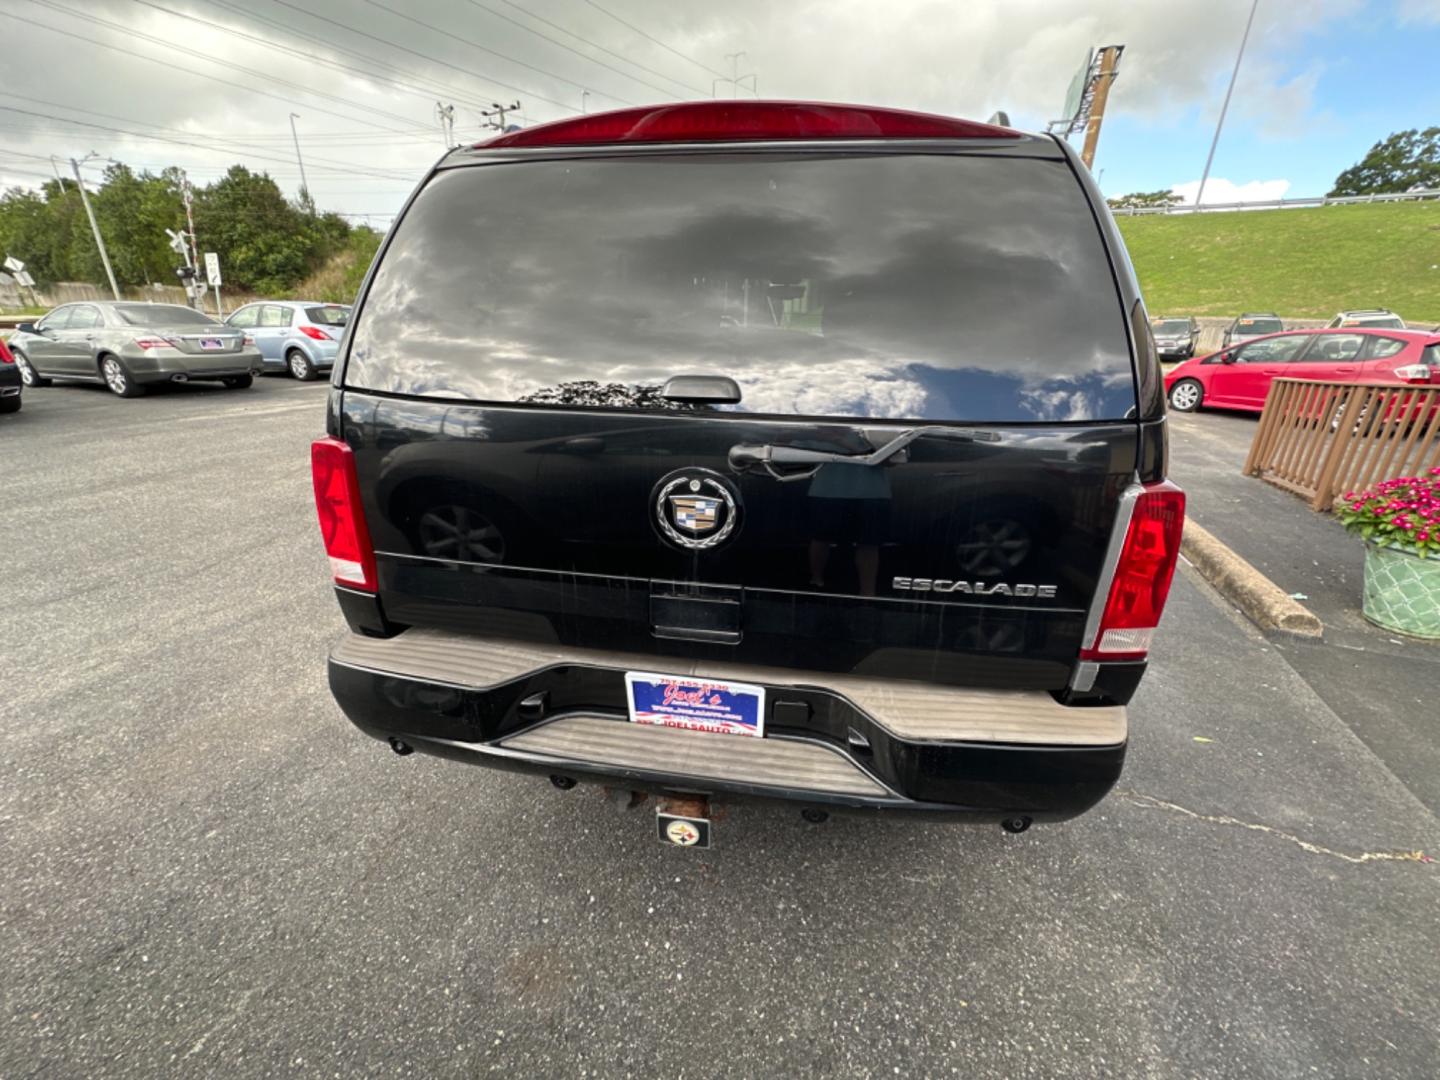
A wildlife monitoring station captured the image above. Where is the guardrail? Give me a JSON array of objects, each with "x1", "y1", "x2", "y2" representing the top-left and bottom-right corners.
[
  {"x1": 1113, "y1": 188, "x2": 1440, "y2": 216},
  {"x1": 1243, "y1": 379, "x2": 1440, "y2": 510}
]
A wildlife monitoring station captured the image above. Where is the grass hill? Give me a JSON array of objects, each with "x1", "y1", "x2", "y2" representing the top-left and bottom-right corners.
[{"x1": 1116, "y1": 200, "x2": 1440, "y2": 325}]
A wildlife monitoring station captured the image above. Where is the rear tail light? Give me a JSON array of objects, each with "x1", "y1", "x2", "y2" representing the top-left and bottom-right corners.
[
  {"x1": 299, "y1": 325, "x2": 332, "y2": 341},
  {"x1": 133, "y1": 337, "x2": 173, "y2": 350},
  {"x1": 1081, "y1": 481, "x2": 1186, "y2": 662},
  {"x1": 480, "y1": 101, "x2": 1019, "y2": 149},
  {"x1": 311, "y1": 436, "x2": 377, "y2": 592},
  {"x1": 1393, "y1": 363, "x2": 1433, "y2": 384},
  {"x1": 242, "y1": 334, "x2": 255, "y2": 346},
  {"x1": 0, "y1": 339, "x2": 13, "y2": 363}
]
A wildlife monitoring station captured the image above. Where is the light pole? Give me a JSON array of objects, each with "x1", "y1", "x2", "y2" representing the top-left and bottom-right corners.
[
  {"x1": 1196, "y1": 0, "x2": 1260, "y2": 209},
  {"x1": 70, "y1": 154, "x2": 120, "y2": 300},
  {"x1": 289, "y1": 112, "x2": 310, "y2": 205},
  {"x1": 582, "y1": 90, "x2": 591, "y2": 114}
]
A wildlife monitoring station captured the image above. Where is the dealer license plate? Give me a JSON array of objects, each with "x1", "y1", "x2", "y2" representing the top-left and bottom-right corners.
[{"x1": 625, "y1": 671, "x2": 765, "y2": 738}]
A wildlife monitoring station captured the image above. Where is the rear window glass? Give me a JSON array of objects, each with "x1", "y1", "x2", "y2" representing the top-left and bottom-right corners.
[
  {"x1": 347, "y1": 154, "x2": 1136, "y2": 422},
  {"x1": 306, "y1": 305, "x2": 349, "y2": 326},
  {"x1": 114, "y1": 304, "x2": 217, "y2": 326}
]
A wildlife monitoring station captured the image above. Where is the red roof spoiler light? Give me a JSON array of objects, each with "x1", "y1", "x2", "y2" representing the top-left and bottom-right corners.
[{"x1": 477, "y1": 101, "x2": 1021, "y2": 149}]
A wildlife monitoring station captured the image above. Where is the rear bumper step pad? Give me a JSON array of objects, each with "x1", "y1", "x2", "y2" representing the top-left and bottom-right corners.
[
  {"x1": 330, "y1": 627, "x2": 1125, "y2": 747},
  {"x1": 500, "y1": 716, "x2": 891, "y2": 798}
]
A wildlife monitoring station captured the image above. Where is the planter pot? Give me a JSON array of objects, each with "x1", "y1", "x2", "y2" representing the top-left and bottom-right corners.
[{"x1": 1362, "y1": 542, "x2": 1440, "y2": 639}]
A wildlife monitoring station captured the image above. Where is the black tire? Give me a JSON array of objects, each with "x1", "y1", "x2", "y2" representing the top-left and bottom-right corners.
[
  {"x1": 13, "y1": 351, "x2": 50, "y2": 387},
  {"x1": 0, "y1": 394, "x2": 19, "y2": 414},
  {"x1": 286, "y1": 349, "x2": 318, "y2": 381},
  {"x1": 99, "y1": 354, "x2": 144, "y2": 398},
  {"x1": 222, "y1": 374, "x2": 254, "y2": 389},
  {"x1": 1168, "y1": 378, "x2": 1203, "y2": 413}
]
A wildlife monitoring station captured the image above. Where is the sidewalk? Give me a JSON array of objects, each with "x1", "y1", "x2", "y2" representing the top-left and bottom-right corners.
[{"x1": 1167, "y1": 411, "x2": 1440, "y2": 813}]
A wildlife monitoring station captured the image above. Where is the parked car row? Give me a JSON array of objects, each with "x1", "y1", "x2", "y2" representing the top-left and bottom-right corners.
[
  {"x1": 1164, "y1": 327, "x2": 1439, "y2": 413},
  {"x1": 1154, "y1": 308, "x2": 1412, "y2": 362},
  {"x1": 5, "y1": 298, "x2": 348, "y2": 400}
]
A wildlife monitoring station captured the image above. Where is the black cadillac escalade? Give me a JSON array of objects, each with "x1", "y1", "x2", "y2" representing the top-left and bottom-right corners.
[{"x1": 313, "y1": 101, "x2": 1183, "y2": 841}]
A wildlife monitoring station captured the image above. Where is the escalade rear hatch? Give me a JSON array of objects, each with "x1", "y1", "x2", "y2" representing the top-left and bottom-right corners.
[{"x1": 329, "y1": 109, "x2": 1170, "y2": 700}]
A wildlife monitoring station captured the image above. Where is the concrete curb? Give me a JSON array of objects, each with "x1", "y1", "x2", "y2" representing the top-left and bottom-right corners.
[{"x1": 1181, "y1": 519, "x2": 1325, "y2": 638}]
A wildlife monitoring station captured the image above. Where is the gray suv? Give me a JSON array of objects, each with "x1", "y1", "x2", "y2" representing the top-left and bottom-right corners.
[
  {"x1": 10, "y1": 301, "x2": 262, "y2": 397},
  {"x1": 1151, "y1": 316, "x2": 1198, "y2": 359}
]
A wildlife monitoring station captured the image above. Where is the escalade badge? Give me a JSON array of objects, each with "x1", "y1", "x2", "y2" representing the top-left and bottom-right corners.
[
  {"x1": 892, "y1": 576, "x2": 1057, "y2": 599},
  {"x1": 653, "y1": 470, "x2": 740, "y2": 551}
]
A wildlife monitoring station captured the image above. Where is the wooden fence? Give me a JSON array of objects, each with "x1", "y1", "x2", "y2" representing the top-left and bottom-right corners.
[{"x1": 1243, "y1": 378, "x2": 1440, "y2": 510}]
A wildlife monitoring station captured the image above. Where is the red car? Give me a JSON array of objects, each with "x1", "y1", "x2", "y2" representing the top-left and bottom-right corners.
[{"x1": 1164, "y1": 327, "x2": 1439, "y2": 413}]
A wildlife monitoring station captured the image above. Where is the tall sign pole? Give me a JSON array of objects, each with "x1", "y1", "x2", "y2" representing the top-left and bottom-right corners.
[
  {"x1": 70, "y1": 157, "x2": 121, "y2": 300},
  {"x1": 1080, "y1": 46, "x2": 1122, "y2": 170},
  {"x1": 1196, "y1": 0, "x2": 1260, "y2": 208}
]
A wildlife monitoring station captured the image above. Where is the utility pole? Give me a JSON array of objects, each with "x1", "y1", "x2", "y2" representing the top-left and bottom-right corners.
[
  {"x1": 48, "y1": 155, "x2": 69, "y2": 192},
  {"x1": 581, "y1": 90, "x2": 591, "y2": 114},
  {"x1": 1196, "y1": 0, "x2": 1260, "y2": 208},
  {"x1": 289, "y1": 112, "x2": 310, "y2": 206},
  {"x1": 435, "y1": 102, "x2": 456, "y2": 148},
  {"x1": 726, "y1": 52, "x2": 745, "y2": 98},
  {"x1": 70, "y1": 155, "x2": 120, "y2": 300},
  {"x1": 481, "y1": 101, "x2": 521, "y2": 132},
  {"x1": 1080, "y1": 46, "x2": 1122, "y2": 170}
]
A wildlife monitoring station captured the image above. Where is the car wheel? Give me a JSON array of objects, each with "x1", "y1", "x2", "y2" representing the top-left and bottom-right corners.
[
  {"x1": 1168, "y1": 378, "x2": 1203, "y2": 412},
  {"x1": 100, "y1": 354, "x2": 144, "y2": 398},
  {"x1": 222, "y1": 374, "x2": 254, "y2": 389},
  {"x1": 13, "y1": 351, "x2": 50, "y2": 387},
  {"x1": 0, "y1": 395, "x2": 19, "y2": 414},
  {"x1": 287, "y1": 349, "x2": 318, "y2": 381}
]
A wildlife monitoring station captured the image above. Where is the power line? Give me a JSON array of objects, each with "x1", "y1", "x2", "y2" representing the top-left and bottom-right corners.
[
  {"x1": 460, "y1": 0, "x2": 695, "y2": 100},
  {"x1": 579, "y1": 0, "x2": 726, "y2": 78},
  {"x1": 0, "y1": 104, "x2": 422, "y2": 184},
  {"x1": 195, "y1": 0, "x2": 512, "y2": 121},
  {"x1": 124, "y1": 0, "x2": 505, "y2": 120},
  {"x1": 354, "y1": 0, "x2": 636, "y2": 106},
  {"x1": 8, "y1": 1, "x2": 426, "y2": 136},
  {"x1": 0, "y1": 93, "x2": 421, "y2": 180},
  {"x1": 491, "y1": 0, "x2": 708, "y2": 97},
  {"x1": 260, "y1": 0, "x2": 589, "y2": 115}
]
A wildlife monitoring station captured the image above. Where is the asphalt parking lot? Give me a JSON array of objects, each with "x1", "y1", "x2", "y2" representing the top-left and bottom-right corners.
[{"x1": 3, "y1": 380, "x2": 1438, "y2": 1079}]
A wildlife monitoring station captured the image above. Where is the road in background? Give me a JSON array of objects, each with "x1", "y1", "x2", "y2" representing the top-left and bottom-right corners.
[{"x1": 2, "y1": 385, "x2": 1438, "y2": 1078}]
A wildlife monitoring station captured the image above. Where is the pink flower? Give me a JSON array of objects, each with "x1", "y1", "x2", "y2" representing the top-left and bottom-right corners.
[{"x1": 1419, "y1": 531, "x2": 1432, "y2": 543}]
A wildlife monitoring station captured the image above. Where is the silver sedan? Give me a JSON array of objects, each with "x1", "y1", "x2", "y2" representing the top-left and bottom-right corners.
[{"x1": 9, "y1": 301, "x2": 263, "y2": 398}]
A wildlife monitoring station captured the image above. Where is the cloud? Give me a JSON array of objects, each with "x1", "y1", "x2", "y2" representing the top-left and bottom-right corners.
[
  {"x1": 0, "y1": 0, "x2": 1379, "y2": 220},
  {"x1": 1398, "y1": 0, "x2": 1440, "y2": 24},
  {"x1": 1170, "y1": 177, "x2": 1292, "y2": 205}
]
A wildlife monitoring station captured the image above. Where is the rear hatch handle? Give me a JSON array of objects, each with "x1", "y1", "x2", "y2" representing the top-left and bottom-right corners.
[{"x1": 729, "y1": 426, "x2": 1000, "y2": 481}]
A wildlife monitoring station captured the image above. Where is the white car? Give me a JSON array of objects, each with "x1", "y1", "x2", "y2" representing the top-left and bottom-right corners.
[{"x1": 1328, "y1": 309, "x2": 1406, "y2": 330}]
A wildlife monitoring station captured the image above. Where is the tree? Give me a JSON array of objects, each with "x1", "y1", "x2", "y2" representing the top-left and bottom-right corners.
[
  {"x1": 1107, "y1": 190, "x2": 1182, "y2": 211},
  {"x1": 1, "y1": 158, "x2": 354, "y2": 295},
  {"x1": 1329, "y1": 128, "x2": 1440, "y2": 197},
  {"x1": 89, "y1": 164, "x2": 183, "y2": 287},
  {"x1": 191, "y1": 165, "x2": 352, "y2": 294}
]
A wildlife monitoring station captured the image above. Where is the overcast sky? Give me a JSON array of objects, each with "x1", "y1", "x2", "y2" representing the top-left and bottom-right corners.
[{"x1": 1, "y1": 0, "x2": 1438, "y2": 224}]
